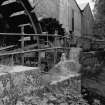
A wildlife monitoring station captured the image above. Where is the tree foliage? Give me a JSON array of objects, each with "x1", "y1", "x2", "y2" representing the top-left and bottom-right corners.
[
  {"x1": 93, "y1": 0, "x2": 105, "y2": 39},
  {"x1": 94, "y1": 0, "x2": 105, "y2": 19}
]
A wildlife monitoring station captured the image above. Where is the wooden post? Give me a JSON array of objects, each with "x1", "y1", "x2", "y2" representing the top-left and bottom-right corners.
[
  {"x1": 37, "y1": 32, "x2": 40, "y2": 67},
  {"x1": 47, "y1": 32, "x2": 48, "y2": 46},
  {"x1": 21, "y1": 26, "x2": 24, "y2": 65},
  {"x1": 11, "y1": 55, "x2": 14, "y2": 66},
  {"x1": 54, "y1": 31, "x2": 58, "y2": 64},
  {"x1": 46, "y1": 32, "x2": 48, "y2": 68},
  {"x1": 64, "y1": 35, "x2": 67, "y2": 54},
  {"x1": 18, "y1": 23, "x2": 31, "y2": 66}
]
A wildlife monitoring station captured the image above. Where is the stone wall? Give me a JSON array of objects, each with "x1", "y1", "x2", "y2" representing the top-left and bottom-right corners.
[
  {"x1": 0, "y1": 47, "x2": 86, "y2": 105},
  {"x1": 0, "y1": 61, "x2": 82, "y2": 105}
]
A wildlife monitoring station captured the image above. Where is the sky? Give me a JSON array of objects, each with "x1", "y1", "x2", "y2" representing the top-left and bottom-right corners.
[
  {"x1": 29, "y1": 0, "x2": 95, "y2": 11},
  {"x1": 76, "y1": 0, "x2": 95, "y2": 10}
]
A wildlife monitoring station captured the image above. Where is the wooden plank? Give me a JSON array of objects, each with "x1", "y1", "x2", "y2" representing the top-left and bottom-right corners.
[
  {"x1": 18, "y1": 23, "x2": 32, "y2": 27},
  {"x1": 0, "y1": 43, "x2": 37, "y2": 54},
  {"x1": 77, "y1": 35, "x2": 105, "y2": 42},
  {"x1": 18, "y1": 37, "x2": 31, "y2": 41},
  {"x1": 0, "y1": 33, "x2": 62, "y2": 37},
  {"x1": 1, "y1": 0, "x2": 16, "y2": 5},
  {"x1": 1, "y1": 1, "x2": 23, "y2": 16},
  {"x1": 0, "y1": 45, "x2": 16, "y2": 51},
  {"x1": 0, "y1": 47, "x2": 70, "y2": 56},
  {"x1": 10, "y1": 10, "x2": 25, "y2": 17}
]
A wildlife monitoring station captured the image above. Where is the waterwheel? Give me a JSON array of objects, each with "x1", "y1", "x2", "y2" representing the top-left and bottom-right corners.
[
  {"x1": 0, "y1": 0, "x2": 43, "y2": 65},
  {"x1": 0, "y1": 0, "x2": 42, "y2": 45}
]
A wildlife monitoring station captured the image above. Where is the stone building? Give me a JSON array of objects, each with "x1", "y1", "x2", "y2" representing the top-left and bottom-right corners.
[
  {"x1": 29, "y1": 0, "x2": 94, "y2": 38},
  {"x1": 1, "y1": 0, "x2": 94, "y2": 38},
  {"x1": 81, "y1": 3, "x2": 94, "y2": 36},
  {"x1": 30, "y1": 0, "x2": 81, "y2": 36}
]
